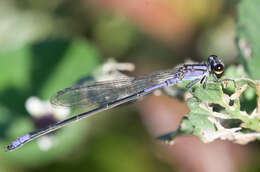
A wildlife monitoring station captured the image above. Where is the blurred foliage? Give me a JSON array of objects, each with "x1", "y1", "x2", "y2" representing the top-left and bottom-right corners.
[
  {"x1": 0, "y1": 39, "x2": 100, "y2": 168},
  {"x1": 237, "y1": 0, "x2": 260, "y2": 79},
  {"x1": 93, "y1": 14, "x2": 139, "y2": 57}
]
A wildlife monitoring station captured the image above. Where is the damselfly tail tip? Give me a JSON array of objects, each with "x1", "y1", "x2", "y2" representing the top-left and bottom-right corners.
[
  {"x1": 5, "y1": 134, "x2": 31, "y2": 152},
  {"x1": 5, "y1": 141, "x2": 21, "y2": 152},
  {"x1": 5, "y1": 144, "x2": 15, "y2": 152}
]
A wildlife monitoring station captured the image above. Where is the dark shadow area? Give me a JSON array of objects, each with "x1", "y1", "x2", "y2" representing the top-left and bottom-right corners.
[
  {"x1": 0, "y1": 87, "x2": 29, "y2": 115},
  {"x1": 240, "y1": 94, "x2": 257, "y2": 114},
  {"x1": 0, "y1": 105, "x2": 18, "y2": 139},
  {"x1": 30, "y1": 39, "x2": 71, "y2": 94}
]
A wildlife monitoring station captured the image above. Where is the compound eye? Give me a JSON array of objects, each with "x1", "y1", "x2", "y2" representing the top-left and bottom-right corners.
[{"x1": 214, "y1": 64, "x2": 224, "y2": 75}]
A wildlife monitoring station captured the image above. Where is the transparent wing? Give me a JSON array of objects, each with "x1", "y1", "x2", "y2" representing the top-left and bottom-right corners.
[{"x1": 50, "y1": 68, "x2": 177, "y2": 108}]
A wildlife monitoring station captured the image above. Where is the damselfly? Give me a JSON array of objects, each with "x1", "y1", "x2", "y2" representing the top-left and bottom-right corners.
[{"x1": 6, "y1": 55, "x2": 224, "y2": 151}]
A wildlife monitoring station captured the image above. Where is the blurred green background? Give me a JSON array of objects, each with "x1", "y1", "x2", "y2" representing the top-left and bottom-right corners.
[{"x1": 1, "y1": 0, "x2": 260, "y2": 172}]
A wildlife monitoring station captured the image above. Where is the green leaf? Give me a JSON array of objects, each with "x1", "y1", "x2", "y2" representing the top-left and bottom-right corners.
[
  {"x1": 193, "y1": 83, "x2": 223, "y2": 105},
  {"x1": 0, "y1": 45, "x2": 33, "y2": 116},
  {"x1": 179, "y1": 77, "x2": 260, "y2": 143},
  {"x1": 186, "y1": 98, "x2": 216, "y2": 138},
  {"x1": 0, "y1": 45, "x2": 31, "y2": 92},
  {"x1": 179, "y1": 116, "x2": 194, "y2": 134},
  {"x1": 237, "y1": 0, "x2": 260, "y2": 79},
  {"x1": 40, "y1": 39, "x2": 100, "y2": 99}
]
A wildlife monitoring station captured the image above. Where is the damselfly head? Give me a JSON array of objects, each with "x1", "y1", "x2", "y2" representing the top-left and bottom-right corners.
[{"x1": 208, "y1": 55, "x2": 224, "y2": 78}]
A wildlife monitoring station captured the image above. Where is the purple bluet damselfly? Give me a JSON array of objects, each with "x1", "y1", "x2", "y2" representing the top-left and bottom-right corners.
[{"x1": 6, "y1": 55, "x2": 224, "y2": 151}]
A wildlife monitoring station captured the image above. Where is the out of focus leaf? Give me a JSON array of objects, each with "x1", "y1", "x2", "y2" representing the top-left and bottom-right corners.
[
  {"x1": 40, "y1": 39, "x2": 100, "y2": 99},
  {"x1": 0, "y1": 45, "x2": 32, "y2": 115},
  {"x1": 93, "y1": 14, "x2": 138, "y2": 57},
  {"x1": 237, "y1": 0, "x2": 260, "y2": 79},
  {"x1": 1, "y1": 39, "x2": 101, "y2": 167},
  {"x1": 0, "y1": 46, "x2": 31, "y2": 92}
]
